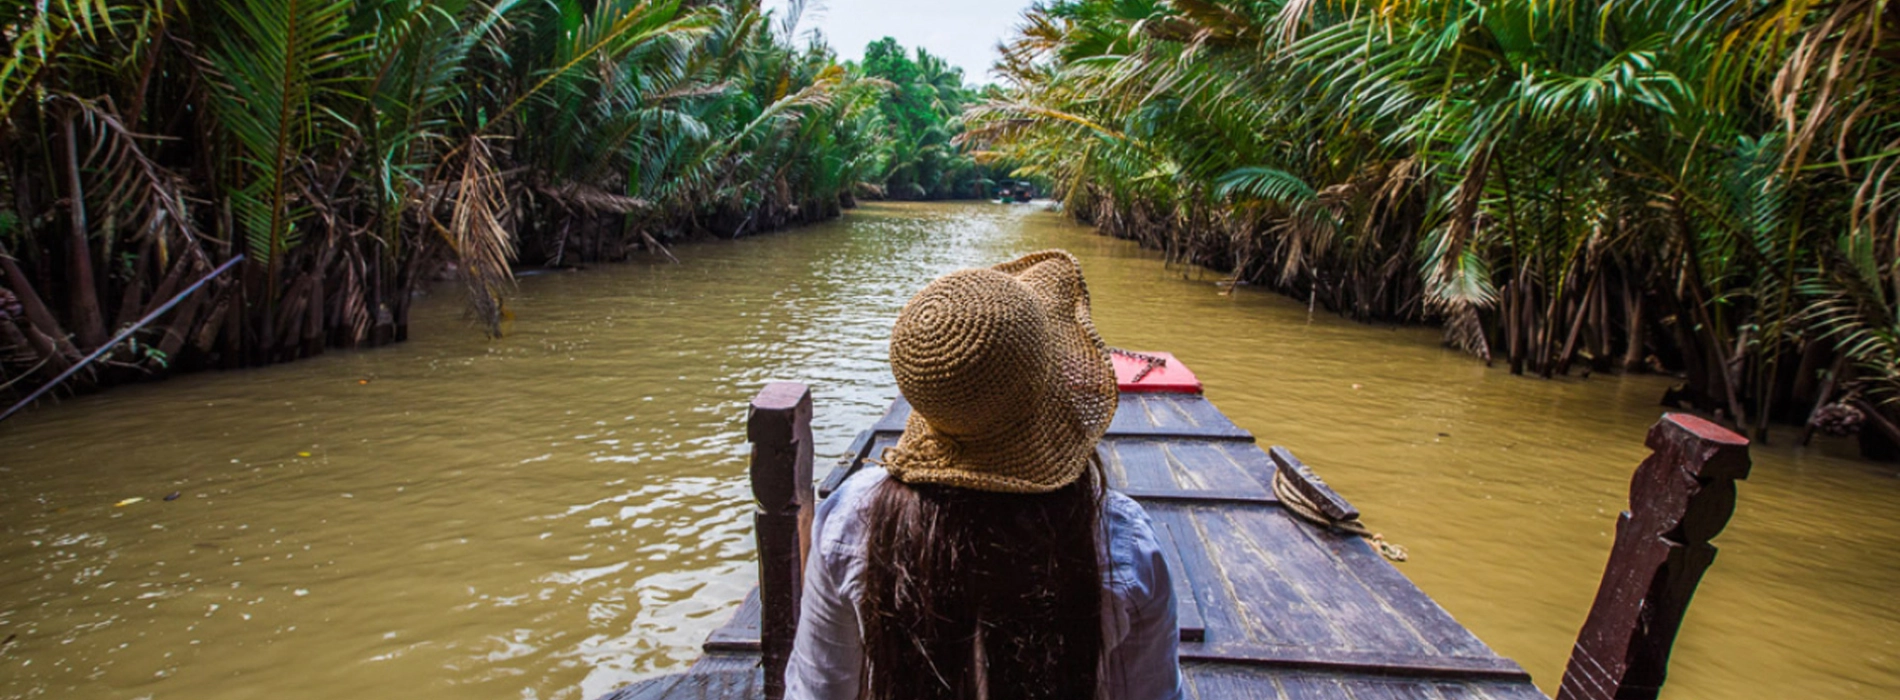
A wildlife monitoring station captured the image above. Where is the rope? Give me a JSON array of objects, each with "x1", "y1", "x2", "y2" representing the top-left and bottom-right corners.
[
  {"x1": 1271, "y1": 468, "x2": 1409, "y2": 562},
  {"x1": 1108, "y1": 347, "x2": 1168, "y2": 383}
]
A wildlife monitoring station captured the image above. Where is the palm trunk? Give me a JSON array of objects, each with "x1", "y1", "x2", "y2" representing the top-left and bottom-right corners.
[
  {"x1": 142, "y1": 255, "x2": 194, "y2": 318},
  {"x1": 1556, "y1": 272, "x2": 1598, "y2": 376},
  {"x1": 0, "y1": 246, "x2": 76, "y2": 363},
  {"x1": 1507, "y1": 280, "x2": 1526, "y2": 375},
  {"x1": 1621, "y1": 276, "x2": 1646, "y2": 372},
  {"x1": 1799, "y1": 353, "x2": 1848, "y2": 447},
  {"x1": 1789, "y1": 338, "x2": 1830, "y2": 413},
  {"x1": 1588, "y1": 268, "x2": 1611, "y2": 370},
  {"x1": 0, "y1": 320, "x2": 43, "y2": 368},
  {"x1": 62, "y1": 114, "x2": 108, "y2": 349},
  {"x1": 113, "y1": 239, "x2": 153, "y2": 332},
  {"x1": 154, "y1": 290, "x2": 206, "y2": 364},
  {"x1": 302, "y1": 269, "x2": 325, "y2": 358}
]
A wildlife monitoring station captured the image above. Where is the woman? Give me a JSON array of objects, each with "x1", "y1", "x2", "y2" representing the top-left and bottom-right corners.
[{"x1": 785, "y1": 251, "x2": 1184, "y2": 700}]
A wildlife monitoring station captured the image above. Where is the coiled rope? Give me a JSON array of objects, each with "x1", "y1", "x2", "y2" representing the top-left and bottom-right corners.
[{"x1": 1270, "y1": 468, "x2": 1409, "y2": 562}]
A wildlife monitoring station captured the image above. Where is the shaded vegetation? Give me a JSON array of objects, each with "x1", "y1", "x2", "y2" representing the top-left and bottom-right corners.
[
  {"x1": 0, "y1": 0, "x2": 891, "y2": 400},
  {"x1": 969, "y1": 0, "x2": 1900, "y2": 452}
]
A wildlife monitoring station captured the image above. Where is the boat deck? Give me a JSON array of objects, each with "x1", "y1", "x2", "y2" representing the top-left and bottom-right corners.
[{"x1": 602, "y1": 390, "x2": 1549, "y2": 699}]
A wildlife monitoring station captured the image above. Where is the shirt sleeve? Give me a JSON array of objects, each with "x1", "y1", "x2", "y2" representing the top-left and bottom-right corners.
[
  {"x1": 783, "y1": 475, "x2": 867, "y2": 699},
  {"x1": 1105, "y1": 496, "x2": 1186, "y2": 700}
]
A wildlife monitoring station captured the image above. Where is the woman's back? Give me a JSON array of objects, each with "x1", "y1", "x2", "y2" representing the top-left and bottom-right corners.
[{"x1": 785, "y1": 467, "x2": 1182, "y2": 700}]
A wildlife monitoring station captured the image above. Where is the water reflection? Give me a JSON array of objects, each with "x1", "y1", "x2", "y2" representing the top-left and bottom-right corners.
[{"x1": 0, "y1": 201, "x2": 1896, "y2": 699}]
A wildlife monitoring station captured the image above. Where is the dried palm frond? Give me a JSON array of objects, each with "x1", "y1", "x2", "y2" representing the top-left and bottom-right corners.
[
  {"x1": 63, "y1": 95, "x2": 200, "y2": 269},
  {"x1": 537, "y1": 183, "x2": 650, "y2": 214},
  {"x1": 444, "y1": 135, "x2": 516, "y2": 337}
]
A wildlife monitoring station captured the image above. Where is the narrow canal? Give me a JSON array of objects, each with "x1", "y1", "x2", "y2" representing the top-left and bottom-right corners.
[{"x1": 2, "y1": 202, "x2": 1896, "y2": 699}]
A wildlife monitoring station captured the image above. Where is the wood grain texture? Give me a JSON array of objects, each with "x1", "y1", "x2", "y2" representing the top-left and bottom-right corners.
[
  {"x1": 1110, "y1": 392, "x2": 1256, "y2": 440},
  {"x1": 1182, "y1": 663, "x2": 1548, "y2": 700},
  {"x1": 701, "y1": 589, "x2": 761, "y2": 652},
  {"x1": 1156, "y1": 521, "x2": 1206, "y2": 642},
  {"x1": 594, "y1": 665, "x2": 760, "y2": 700},
  {"x1": 1556, "y1": 413, "x2": 1751, "y2": 700},
  {"x1": 687, "y1": 653, "x2": 761, "y2": 675},
  {"x1": 1104, "y1": 439, "x2": 1278, "y2": 497},
  {"x1": 1116, "y1": 486, "x2": 1279, "y2": 507},
  {"x1": 1181, "y1": 644, "x2": 1528, "y2": 679},
  {"x1": 1140, "y1": 501, "x2": 1517, "y2": 675}
]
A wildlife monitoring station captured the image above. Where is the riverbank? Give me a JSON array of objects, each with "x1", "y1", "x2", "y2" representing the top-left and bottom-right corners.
[
  {"x1": 972, "y1": 1, "x2": 1900, "y2": 456},
  {"x1": 0, "y1": 0, "x2": 906, "y2": 414},
  {"x1": 0, "y1": 193, "x2": 852, "y2": 420},
  {"x1": 1, "y1": 202, "x2": 1895, "y2": 700},
  {"x1": 0, "y1": 195, "x2": 1026, "y2": 418},
  {"x1": 1067, "y1": 196, "x2": 1900, "y2": 462}
]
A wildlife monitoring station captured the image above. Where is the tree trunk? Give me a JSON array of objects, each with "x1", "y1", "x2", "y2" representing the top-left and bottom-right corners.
[
  {"x1": 1852, "y1": 398, "x2": 1900, "y2": 462},
  {"x1": 62, "y1": 114, "x2": 108, "y2": 349},
  {"x1": 303, "y1": 271, "x2": 324, "y2": 358},
  {"x1": 0, "y1": 247, "x2": 76, "y2": 362},
  {"x1": 1556, "y1": 272, "x2": 1598, "y2": 376},
  {"x1": 193, "y1": 293, "x2": 230, "y2": 356},
  {"x1": 113, "y1": 239, "x2": 153, "y2": 333},
  {"x1": 1798, "y1": 353, "x2": 1848, "y2": 447},
  {"x1": 1589, "y1": 269, "x2": 1611, "y2": 371},
  {"x1": 0, "y1": 319, "x2": 72, "y2": 375},
  {"x1": 1789, "y1": 339, "x2": 1830, "y2": 412},
  {"x1": 154, "y1": 289, "x2": 206, "y2": 363},
  {"x1": 143, "y1": 255, "x2": 194, "y2": 318},
  {"x1": 1621, "y1": 277, "x2": 1646, "y2": 372},
  {"x1": 1508, "y1": 280, "x2": 1526, "y2": 376}
]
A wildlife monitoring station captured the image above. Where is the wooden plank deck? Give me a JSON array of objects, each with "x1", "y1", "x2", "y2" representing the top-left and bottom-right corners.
[{"x1": 605, "y1": 391, "x2": 1544, "y2": 699}]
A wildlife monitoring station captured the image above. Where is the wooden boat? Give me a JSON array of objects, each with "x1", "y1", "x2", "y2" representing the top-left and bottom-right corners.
[
  {"x1": 599, "y1": 353, "x2": 1751, "y2": 700},
  {"x1": 995, "y1": 180, "x2": 1038, "y2": 203}
]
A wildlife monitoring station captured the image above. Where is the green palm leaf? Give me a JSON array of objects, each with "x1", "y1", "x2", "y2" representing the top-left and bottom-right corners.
[{"x1": 205, "y1": 0, "x2": 369, "y2": 274}]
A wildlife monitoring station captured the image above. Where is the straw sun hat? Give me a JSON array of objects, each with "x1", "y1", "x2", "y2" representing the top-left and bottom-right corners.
[{"x1": 882, "y1": 250, "x2": 1119, "y2": 494}]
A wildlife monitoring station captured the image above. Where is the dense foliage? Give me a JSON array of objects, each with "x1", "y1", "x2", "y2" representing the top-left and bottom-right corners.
[
  {"x1": 853, "y1": 38, "x2": 1004, "y2": 200},
  {"x1": 0, "y1": 0, "x2": 888, "y2": 397},
  {"x1": 969, "y1": 0, "x2": 1900, "y2": 448}
]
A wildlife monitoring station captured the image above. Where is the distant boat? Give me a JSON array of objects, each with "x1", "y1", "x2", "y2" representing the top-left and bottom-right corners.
[{"x1": 994, "y1": 180, "x2": 1037, "y2": 203}]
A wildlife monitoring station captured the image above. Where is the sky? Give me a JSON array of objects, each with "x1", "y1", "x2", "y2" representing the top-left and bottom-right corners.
[{"x1": 764, "y1": 0, "x2": 1039, "y2": 85}]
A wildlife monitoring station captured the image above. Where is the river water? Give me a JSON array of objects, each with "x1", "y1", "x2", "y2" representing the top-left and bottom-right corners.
[{"x1": 1, "y1": 201, "x2": 1896, "y2": 699}]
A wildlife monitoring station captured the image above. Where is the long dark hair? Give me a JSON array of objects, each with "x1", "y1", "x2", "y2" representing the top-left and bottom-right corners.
[{"x1": 857, "y1": 462, "x2": 1105, "y2": 700}]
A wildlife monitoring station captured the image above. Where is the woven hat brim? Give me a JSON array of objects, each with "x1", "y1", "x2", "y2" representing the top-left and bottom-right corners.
[
  {"x1": 886, "y1": 399, "x2": 1094, "y2": 494},
  {"x1": 883, "y1": 250, "x2": 1117, "y2": 494}
]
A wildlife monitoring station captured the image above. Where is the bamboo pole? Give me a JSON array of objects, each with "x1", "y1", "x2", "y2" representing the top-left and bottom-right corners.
[{"x1": 0, "y1": 255, "x2": 243, "y2": 424}]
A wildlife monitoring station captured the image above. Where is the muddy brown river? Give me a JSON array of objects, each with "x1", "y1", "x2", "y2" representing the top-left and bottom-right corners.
[{"x1": 2, "y1": 202, "x2": 1896, "y2": 699}]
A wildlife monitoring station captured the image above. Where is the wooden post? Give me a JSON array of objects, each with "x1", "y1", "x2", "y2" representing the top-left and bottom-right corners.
[
  {"x1": 748, "y1": 382, "x2": 814, "y2": 700},
  {"x1": 1556, "y1": 413, "x2": 1751, "y2": 700}
]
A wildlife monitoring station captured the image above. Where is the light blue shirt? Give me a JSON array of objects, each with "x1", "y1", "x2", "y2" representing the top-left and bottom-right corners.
[{"x1": 784, "y1": 467, "x2": 1185, "y2": 700}]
